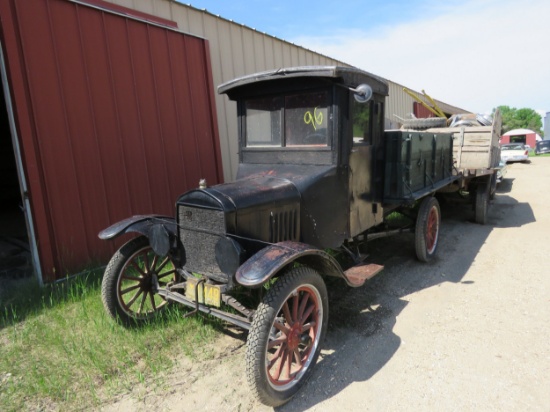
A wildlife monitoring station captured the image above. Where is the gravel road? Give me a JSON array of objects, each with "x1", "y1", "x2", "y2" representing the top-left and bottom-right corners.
[{"x1": 104, "y1": 157, "x2": 550, "y2": 412}]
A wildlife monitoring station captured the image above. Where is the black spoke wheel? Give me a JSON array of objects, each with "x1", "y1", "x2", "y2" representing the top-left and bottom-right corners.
[
  {"x1": 246, "y1": 267, "x2": 328, "y2": 407},
  {"x1": 101, "y1": 236, "x2": 177, "y2": 326},
  {"x1": 415, "y1": 196, "x2": 441, "y2": 262}
]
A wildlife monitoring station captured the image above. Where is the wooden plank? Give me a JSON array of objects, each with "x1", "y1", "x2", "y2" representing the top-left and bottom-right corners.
[
  {"x1": 428, "y1": 126, "x2": 493, "y2": 134},
  {"x1": 455, "y1": 128, "x2": 463, "y2": 167},
  {"x1": 456, "y1": 152, "x2": 493, "y2": 168},
  {"x1": 427, "y1": 109, "x2": 502, "y2": 172}
]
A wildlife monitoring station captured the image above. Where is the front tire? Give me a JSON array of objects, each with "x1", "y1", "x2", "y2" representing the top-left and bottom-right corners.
[
  {"x1": 246, "y1": 267, "x2": 328, "y2": 407},
  {"x1": 101, "y1": 236, "x2": 178, "y2": 326},
  {"x1": 415, "y1": 196, "x2": 441, "y2": 262}
]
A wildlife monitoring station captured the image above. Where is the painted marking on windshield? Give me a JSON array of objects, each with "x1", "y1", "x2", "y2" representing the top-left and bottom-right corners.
[{"x1": 304, "y1": 107, "x2": 323, "y2": 131}]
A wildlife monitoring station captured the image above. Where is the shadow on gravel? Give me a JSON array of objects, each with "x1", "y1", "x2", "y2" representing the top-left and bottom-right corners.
[
  {"x1": 276, "y1": 186, "x2": 535, "y2": 412},
  {"x1": 496, "y1": 177, "x2": 515, "y2": 194}
]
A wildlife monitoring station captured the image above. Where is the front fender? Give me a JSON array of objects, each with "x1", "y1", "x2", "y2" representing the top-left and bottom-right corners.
[
  {"x1": 236, "y1": 241, "x2": 345, "y2": 288},
  {"x1": 98, "y1": 215, "x2": 177, "y2": 256}
]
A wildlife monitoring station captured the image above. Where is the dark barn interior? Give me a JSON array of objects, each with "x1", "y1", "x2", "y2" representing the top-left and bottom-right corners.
[{"x1": 0, "y1": 84, "x2": 32, "y2": 279}]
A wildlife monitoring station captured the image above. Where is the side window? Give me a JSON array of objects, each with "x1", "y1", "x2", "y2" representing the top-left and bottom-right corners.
[{"x1": 352, "y1": 99, "x2": 372, "y2": 145}]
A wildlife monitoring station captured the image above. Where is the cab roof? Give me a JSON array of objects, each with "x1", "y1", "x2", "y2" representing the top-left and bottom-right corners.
[{"x1": 218, "y1": 66, "x2": 389, "y2": 98}]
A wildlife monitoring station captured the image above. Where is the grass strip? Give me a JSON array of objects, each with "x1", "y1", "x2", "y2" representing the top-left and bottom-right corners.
[{"x1": 0, "y1": 271, "x2": 220, "y2": 411}]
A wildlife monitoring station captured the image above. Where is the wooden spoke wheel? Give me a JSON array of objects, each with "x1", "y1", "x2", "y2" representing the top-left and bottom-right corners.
[
  {"x1": 415, "y1": 196, "x2": 441, "y2": 262},
  {"x1": 246, "y1": 267, "x2": 328, "y2": 407},
  {"x1": 101, "y1": 236, "x2": 177, "y2": 326}
]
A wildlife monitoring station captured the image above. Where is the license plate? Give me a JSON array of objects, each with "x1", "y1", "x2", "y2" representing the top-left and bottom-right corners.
[{"x1": 185, "y1": 277, "x2": 222, "y2": 307}]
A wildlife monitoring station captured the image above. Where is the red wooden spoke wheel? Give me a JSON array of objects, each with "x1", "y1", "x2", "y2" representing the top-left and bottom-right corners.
[
  {"x1": 246, "y1": 267, "x2": 328, "y2": 407},
  {"x1": 415, "y1": 196, "x2": 441, "y2": 262},
  {"x1": 425, "y1": 205, "x2": 439, "y2": 255},
  {"x1": 266, "y1": 285, "x2": 321, "y2": 387}
]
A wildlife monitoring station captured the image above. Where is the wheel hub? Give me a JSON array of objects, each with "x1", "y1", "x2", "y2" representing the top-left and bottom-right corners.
[{"x1": 287, "y1": 323, "x2": 303, "y2": 350}]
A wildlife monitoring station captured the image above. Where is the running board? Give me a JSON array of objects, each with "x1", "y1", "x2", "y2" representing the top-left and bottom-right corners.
[{"x1": 343, "y1": 263, "x2": 384, "y2": 287}]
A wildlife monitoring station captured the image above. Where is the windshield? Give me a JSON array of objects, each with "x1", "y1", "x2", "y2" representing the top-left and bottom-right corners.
[
  {"x1": 537, "y1": 141, "x2": 550, "y2": 148},
  {"x1": 244, "y1": 91, "x2": 330, "y2": 148},
  {"x1": 501, "y1": 144, "x2": 523, "y2": 150}
]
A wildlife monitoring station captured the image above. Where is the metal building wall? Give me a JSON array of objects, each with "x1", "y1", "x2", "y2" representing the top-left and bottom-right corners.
[
  {"x1": 387, "y1": 81, "x2": 416, "y2": 128},
  {"x1": 105, "y1": 0, "x2": 470, "y2": 180},
  {"x1": 105, "y1": 0, "x2": 345, "y2": 181},
  {"x1": 0, "y1": 0, "x2": 222, "y2": 281}
]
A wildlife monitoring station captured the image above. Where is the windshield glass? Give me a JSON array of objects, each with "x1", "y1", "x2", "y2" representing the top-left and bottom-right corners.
[
  {"x1": 502, "y1": 144, "x2": 523, "y2": 150},
  {"x1": 245, "y1": 91, "x2": 329, "y2": 148},
  {"x1": 537, "y1": 141, "x2": 550, "y2": 148}
]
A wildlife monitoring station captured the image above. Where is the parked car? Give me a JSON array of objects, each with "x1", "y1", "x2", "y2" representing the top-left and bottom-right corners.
[
  {"x1": 535, "y1": 140, "x2": 550, "y2": 155},
  {"x1": 495, "y1": 160, "x2": 508, "y2": 183},
  {"x1": 500, "y1": 143, "x2": 529, "y2": 163}
]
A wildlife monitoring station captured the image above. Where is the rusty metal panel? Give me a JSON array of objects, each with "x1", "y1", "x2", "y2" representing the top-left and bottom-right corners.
[{"x1": 0, "y1": 0, "x2": 222, "y2": 280}]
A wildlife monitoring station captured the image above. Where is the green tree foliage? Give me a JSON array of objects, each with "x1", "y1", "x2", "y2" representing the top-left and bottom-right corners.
[{"x1": 495, "y1": 106, "x2": 543, "y2": 136}]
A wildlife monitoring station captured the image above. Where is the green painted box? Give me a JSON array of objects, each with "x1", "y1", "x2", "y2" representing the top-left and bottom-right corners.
[{"x1": 383, "y1": 131, "x2": 454, "y2": 202}]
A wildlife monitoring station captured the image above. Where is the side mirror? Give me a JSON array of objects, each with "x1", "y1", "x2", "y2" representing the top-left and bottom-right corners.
[{"x1": 351, "y1": 84, "x2": 373, "y2": 103}]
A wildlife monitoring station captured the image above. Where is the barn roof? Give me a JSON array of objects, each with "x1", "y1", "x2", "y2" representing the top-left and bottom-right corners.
[{"x1": 502, "y1": 128, "x2": 537, "y2": 136}]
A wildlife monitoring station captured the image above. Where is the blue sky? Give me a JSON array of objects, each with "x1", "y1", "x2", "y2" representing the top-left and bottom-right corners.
[{"x1": 181, "y1": 0, "x2": 550, "y2": 119}]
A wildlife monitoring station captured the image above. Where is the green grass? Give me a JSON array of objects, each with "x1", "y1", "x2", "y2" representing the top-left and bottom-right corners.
[{"x1": 0, "y1": 271, "x2": 221, "y2": 411}]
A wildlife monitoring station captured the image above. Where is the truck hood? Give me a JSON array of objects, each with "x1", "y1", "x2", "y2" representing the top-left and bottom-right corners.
[{"x1": 177, "y1": 175, "x2": 301, "y2": 242}]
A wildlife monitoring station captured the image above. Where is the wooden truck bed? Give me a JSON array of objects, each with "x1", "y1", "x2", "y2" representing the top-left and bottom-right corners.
[{"x1": 427, "y1": 110, "x2": 502, "y2": 177}]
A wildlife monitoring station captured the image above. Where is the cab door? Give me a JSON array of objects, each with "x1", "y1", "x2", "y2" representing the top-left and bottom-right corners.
[{"x1": 348, "y1": 96, "x2": 385, "y2": 237}]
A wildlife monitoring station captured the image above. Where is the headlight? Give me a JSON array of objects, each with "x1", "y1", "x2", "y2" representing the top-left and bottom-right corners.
[{"x1": 215, "y1": 237, "x2": 244, "y2": 276}]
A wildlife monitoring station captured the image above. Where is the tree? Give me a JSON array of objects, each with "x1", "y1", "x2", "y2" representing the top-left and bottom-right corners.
[{"x1": 495, "y1": 106, "x2": 543, "y2": 137}]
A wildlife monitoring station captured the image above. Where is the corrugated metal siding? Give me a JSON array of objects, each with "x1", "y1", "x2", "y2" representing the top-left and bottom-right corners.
[
  {"x1": 105, "y1": 0, "x2": 344, "y2": 181},
  {"x1": 387, "y1": 81, "x2": 416, "y2": 128},
  {"x1": 0, "y1": 0, "x2": 222, "y2": 280},
  {"x1": 106, "y1": 0, "x2": 470, "y2": 180}
]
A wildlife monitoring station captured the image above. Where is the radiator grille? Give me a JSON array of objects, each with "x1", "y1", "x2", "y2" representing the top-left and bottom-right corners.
[{"x1": 178, "y1": 205, "x2": 226, "y2": 281}]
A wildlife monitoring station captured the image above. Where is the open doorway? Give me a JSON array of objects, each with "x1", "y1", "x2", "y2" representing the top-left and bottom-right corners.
[{"x1": 0, "y1": 70, "x2": 32, "y2": 279}]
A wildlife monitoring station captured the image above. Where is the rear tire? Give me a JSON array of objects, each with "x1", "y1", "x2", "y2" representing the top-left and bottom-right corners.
[
  {"x1": 415, "y1": 196, "x2": 441, "y2": 262},
  {"x1": 402, "y1": 117, "x2": 447, "y2": 130},
  {"x1": 246, "y1": 267, "x2": 328, "y2": 407},
  {"x1": 475, "y1": 180, "x2": 490, "y2": 225}
]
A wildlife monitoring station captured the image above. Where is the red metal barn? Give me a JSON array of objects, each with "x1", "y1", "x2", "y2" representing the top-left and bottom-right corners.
[
  {"x1": 0, "y1": 0, "x2": 222, "y2": 283},
  {"x1": 500, "y1": 129, "x2": 539, "y2": 148}
]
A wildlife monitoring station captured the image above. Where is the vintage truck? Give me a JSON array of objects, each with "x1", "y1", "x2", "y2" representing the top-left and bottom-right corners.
[{"x1": 98, "y1": 66, "x2": 497, "y2": 406}]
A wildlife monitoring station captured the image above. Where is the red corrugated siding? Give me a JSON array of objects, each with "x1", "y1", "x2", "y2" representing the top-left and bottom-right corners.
[
  {"x1": 0, "y1": 0, "x2": 222, "y2": 281},
  {"x1": 413, "y1": 102, "x2": 435, "y2": 119}
]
